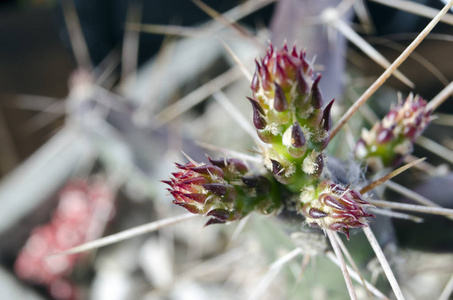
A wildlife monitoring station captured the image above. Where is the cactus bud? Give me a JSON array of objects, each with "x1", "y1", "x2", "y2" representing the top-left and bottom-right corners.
[
  {"x1": 247, "y1": 97, "x2": 267, "y2": 130},
  {"x1": 310, "y1": 74, "x2": 323, "y2": 109},
  {"x1": 300, "y1": 181, "x2": 374, "y2": 239},
  {"x1": 248, "y1": 44, "x2": 334, "y2": 191},
  {"x1": 355, "y1": 94, "x2": 431, "y2": 171},
  {"x1": 166, "y1": 158, "x2": 283, "y2": 225}
]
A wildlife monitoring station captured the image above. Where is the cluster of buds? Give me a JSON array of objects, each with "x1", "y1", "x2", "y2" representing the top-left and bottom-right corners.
[
  {"x1": 15, "y1": 180, "x2": 115, "y2": 300},
  {"x1": 355, "y1": 94, "x2": 432, "y2": 171},
  {"x1": 248, "y1": 44, "x2": 334, "y2": 190},
  {"x1": 164, "y1": 157, "x2": 282, "y2": 225},
  {"x1": 166, "y1": 44, "x2": 376, "y2": 238},
  {"x1": 300, "y1": 181, "x2": 374, "y2": 239}
]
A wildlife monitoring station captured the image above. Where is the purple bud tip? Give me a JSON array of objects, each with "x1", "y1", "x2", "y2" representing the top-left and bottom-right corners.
[
  {"x1": 311, "y1": 74, "x2": 323, "y2": 109},
  {"x1": 207, "y1": 156, "x2": 226, "y2": 168},
  {"x1": 241, "y1": 176, "x2": 258, "y2": 187},
  {"x1": 161, "y1": 180, "x2": 172, "y2": 186},
  {"x1": 247, "y1": 97, "x2": 267, "y2": 130},
  {"x1": 175, "y1": 202, "x2": 201, "y2": 214},
  {"x1": 274, "y1": 82, "x2": 288, "y2": 112},
  {"x1": 260, "y1": 60, "x2": 272, "y2": 90},
  {"x1": 291, "y1": 122, "x2": 306, "y2": 148},
  {"x1": 315, "y1": 154, "x2": 324, "y2": 177},
  {"x1": 349, "y1": 190, "x2": 367, "y2": 204},
  {"x1": 376, "y1": 128, "x2": 394, "y2": 144},
  {"x1": 309, "y1": 208, "x2": 328, "y2": 219},
  {"x1": 270, "y1": 159, "x2": 284, "y2": 176},
  {"x1": 208, "y1": 157, "x2": 248, "y2": 174},
  {"x1": 207, "y1": 209, "x2": 231, "y2": 221},
  {"x1": 228, "y1": 158, "x2": 249, "y2": 174},
  {"x1": 202, "y1": 183, "x2": 227, "y2": 197},
  {"x1": 323, "y1": 195, "x2": 346, "y2": 210},
  {"x1": 189, "y1": 165, "x2": 224, "y2": 178},
  {"x1": 255, "y1": 59, "x2": 261, "y2": 73},
  {"x1": 296, "y1": 67, "x2": 309, "y2": 95},
  {"x1": 184, "y1": 193, "x2": 207, "y2": 204},
  {"x1": 340, "y1": 228, "x2": 350, "y2": 239},
  {"x1": 269, "y1": 42, "x2": 274, "y2": 54},
  {"x1": 321, "y1": 99, "x2": 335, "y2": 131},
  {"x1": 204, "y1": 218, "x2": 226, "y2": 226},
  {"x1": 291, "y1": 45, "x2": 298, "y2": 58},
  {"x1": 251, "y1": 71, "x2": 259, "y2": 92},
  {"x1": 330, "y1": 222, "x2": 350, "y2": 239}
]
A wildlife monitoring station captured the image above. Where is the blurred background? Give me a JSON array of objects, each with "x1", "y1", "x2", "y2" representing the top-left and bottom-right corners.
[{"x1": 0, "y1": 0, "x2": 453, "y2": 299}]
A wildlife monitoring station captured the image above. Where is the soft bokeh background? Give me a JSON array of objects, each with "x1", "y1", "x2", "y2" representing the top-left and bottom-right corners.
[{"x1": 1, "y1": 0, "x2": 453, "y2": 299}]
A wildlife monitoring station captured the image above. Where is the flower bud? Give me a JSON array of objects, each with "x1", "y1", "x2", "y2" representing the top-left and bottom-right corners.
[
  {"x1": 300, "y1": 181, "x2": 374, "y2": 239},
  {"x1": 166, "y1": 158, "x2": 283, "y2": 225},
  {"x1": 248, "y1": 44, "x2": 334, "y2": 191},
  {"x1": 355, "y1": 94, "x2": 431, "y2": 171}
]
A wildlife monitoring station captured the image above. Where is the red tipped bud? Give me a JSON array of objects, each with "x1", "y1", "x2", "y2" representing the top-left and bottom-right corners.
[
  {"x1": 251, "y1": 71, "x2": 259, "y2": 93},
  {"x1": 274, "y1": 82, "x2": 288, "y2": 112},
  {"x1": 291, "y1": 122, "x2": 306, "y2": 148},
  {"x1": 310, "y1": 74, "x2": 323, "y2": 109},
  {"x1": 355, "y1": 94, "x2": 431, "y2": 170},
  {"x1": 296, "y1": 67, "x2": 309, "y2": 95},
  {"x1": 204, "y1": 218, "x2": 226, "y2": 226},
  {"x1": 309, "y1": 208, "x2": 328, "y2": 219},
  {"x1": 302, "y1": 181, "x2": 374, "y2": 238},
  {"x1": 321, "y1": 99, "x2": 335, "y2": 131},
  {"x1": 270, "y1": 159, "x2": 290, "y2": 184},
  {"x1": 207, "y1": 209, "x2": 231, "y2": 222},
  {"x1": 189, "y1": 165, "x2": 224, "y2": 178},
  {"x1": 202, "y1": 183, "x2": 226, "y2": 197},
  {"x1": 247, "y1": 97, "x2": 267, "y2": 130}
]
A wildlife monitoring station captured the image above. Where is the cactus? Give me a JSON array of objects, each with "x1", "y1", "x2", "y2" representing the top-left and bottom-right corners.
[
  {"x1": 164, "y1": 157, "x2": 283, "y2": 226},
  {"x1": 355, "y1": 94, "x2": 432, "y2": 171},
  {"x1": 300, "y1": 181, "x2": 374, "y2": 239},
  {"x1": 165, "y1": 44, "x2": 374, "y2": 238},
  {"x1": 248, "y1": 44, "x2": 334, "y2": 191}
]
